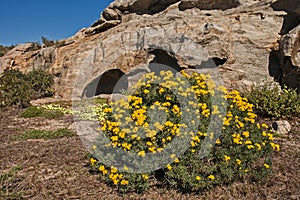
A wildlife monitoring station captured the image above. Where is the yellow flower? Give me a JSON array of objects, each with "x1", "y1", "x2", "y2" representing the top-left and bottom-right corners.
[
  {"x1": 111, "y1": 166, "x2": 118, "y2": 173},
  {"x1": 236, "y1": 159, "x2": 241, "y2": 165},
  {"x1": 244, "y1": 140, "x2": 252, "y2": 145},
  {"x1": 263, "y1": 163, "x2": 270, "y2": 169},
  {"x1": 144, "y1": 89, "x2": 150, "y2": 94},
  {"x1": 159, "y1": 88, "x2": 165, "y2": 94},
  {"x1": 174, "y1": 158, "x2": 180, "y2": 163},
  {"x1": 146, "y1": 141, "x2": 153, "y2": 146},
  {"x1": 99, "y1": 165, "x2": 105, "y2": 172},
  {"x1": 255, "y1": 143, "x2": 262, "y2": 150},
  {"x1": 242, "y1": 131, "x2": 250, "y2": 138},
  {"x1": 166, "y1": 164, "x2": 172, "y2": 170},
  {"x1": 224, "y1": 155, "x2": 231, "y2": 162},
  {"x1": 111, "y1": 136, "x2": 118, "y2": 142},
  {"x1": 120, "y1": 179, "x2": 129, "y2": 185},
  {"x1": 261, "y1": 123, "x2": 269, "y2": 129},
  {"x1": 195, "y1": 176, "x2": 201, "y2": 181},
  {"x1": 216, "y1": 138, "x2": 221, "y2": 145},
  {"x1": 142, "y1": 174, "x2": 149, "y2": 180},
  {"x1": 208, "y1": 175, "x2": 215, "y2": 180},
  {"x1": 92, "y1": 145, "x2": 97, "y2": 150},
  {"x1": 90, "y1": 158, "x2": 96, "y2": 166},
  {"x1": 123, "y1": 165, "x2": 129, "y2": 171},
  {"x1": 138, "y1": 150, "x2": 146, "y2": 157},
  {"x1": 113, "y1": 179, "x2": 119, "y2": 185}
]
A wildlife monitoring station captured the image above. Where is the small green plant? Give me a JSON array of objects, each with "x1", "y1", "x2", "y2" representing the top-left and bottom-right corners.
[
  {"x1": 21, "y1": 106, "x2": 64, "y2": 119},
  {"x1": 0, "y1": 69, "x2": 54, "y2": 108},
  {"x1": 244, "y1": 83, "x2": 300, "y2": 119},
  {"x1": 20, "y1": 128, "x2": 75, "y2": 140},
  {"x1": 20, "y1": 106, "x2": 43, "y2": 118},
  {"x1": 0, "y1": 165, "x2": 24, "y2": 199}
]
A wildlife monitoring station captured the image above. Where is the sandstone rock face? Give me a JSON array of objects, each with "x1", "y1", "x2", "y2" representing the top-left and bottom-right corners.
[{"x1": 1, "y1": 0, "x2": 298, "y2": 100}]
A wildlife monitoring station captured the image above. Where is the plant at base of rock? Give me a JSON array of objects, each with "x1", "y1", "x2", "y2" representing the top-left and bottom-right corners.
[
  {"x1": 0, "y1": 45, "x2": 16, "y2": 57},
  {"x1": 27, "y1": 69, "x2": 54, "y2": 99},
  {"x1": 0, "y1": 69, "x2": 54, "y2": 108},
  {"x1": 0, "y1": 69, "x2": 32, "y2": 108},
  {"x1": 20, "y1": 128, "x2": 75, "y2": 140},
  {"x1": 88, "y1": 70, "x2": 280, "y2": 193},
  {"x1": 243, "y1": 83, "x2": 300, "y2": 119}
]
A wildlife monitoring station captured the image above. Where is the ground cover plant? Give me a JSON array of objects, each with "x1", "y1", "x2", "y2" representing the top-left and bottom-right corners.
[
  {"x1": 84, "y1": 71, "x2": 281, "y2": 193},
  {"x1": 19, "y1": 128, "x2": 75, "y2": 140}
]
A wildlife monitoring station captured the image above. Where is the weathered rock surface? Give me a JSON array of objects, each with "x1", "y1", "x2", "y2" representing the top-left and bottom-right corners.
[
  {"x1": 179, "y1": 0, "x2": 240, "y2": 11},
  {"x1": 1, "y1": 0, "x2": 299, "y2": 100},
  {"x1": 272, "y1": 120, "x2": 292, "y2": 135}
]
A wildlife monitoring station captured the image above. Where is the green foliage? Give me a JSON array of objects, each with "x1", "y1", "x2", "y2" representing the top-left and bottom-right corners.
[
  {"x1": 27, "y1": 69, "x2": 54, "y2": 99},
  {"x1": 41, "y1": 36, "x2": 65, "y2": 47},
  {"x1": 21, "y1": 106, "x2": 64, "y2": 119},
  {"x1": 0, "y1": 44, "x2": 16, "y2": 57},
  {"x1": 0, "y1": 69, "x2": 54, "y2": 108},
  {"x1": 20, "y1": 128, "x2": 75, "y2": 140},
  {"x1": 0, "y1": 69, "x2": 32, "y2": 107},
  {"x1": 244, "y1": 83, "x2": 300, "y2": 119},
  {"x1": 0, "y1": 165, "x2": 24, "y2": 199},
  {"x1": 21, "y1": 106, "x2": 43, "y2": 118},
  {"x1": 88, "y1": 71, "x2": 279, "y2": 193}
]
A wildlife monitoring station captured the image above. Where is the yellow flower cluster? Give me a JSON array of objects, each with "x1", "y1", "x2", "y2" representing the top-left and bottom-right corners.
[{"x1": 98, "y1": 165, "x2": 129, "y2": 186}]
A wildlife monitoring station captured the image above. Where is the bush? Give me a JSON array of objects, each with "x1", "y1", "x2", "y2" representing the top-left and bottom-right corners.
[
  {"x1": 87, "y1": 71, "x2": 280, "y2": 193},
  {"x1": 27, "y1": 69, "x2": 54, "y2": 99},
  {"x1": 0, "y1": 69, "x2": 54, "y2": 108},
  {"x1": 243, "y1": 83, "x2": 300, "y2": 119},
  {"x1": 0, "y1": 69, "x2": 32, "y2": 107}
]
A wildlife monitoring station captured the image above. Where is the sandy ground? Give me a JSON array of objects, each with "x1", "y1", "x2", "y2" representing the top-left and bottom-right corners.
[{"x1": 0, "y1": 107, "x2": 299, "y2": 199}]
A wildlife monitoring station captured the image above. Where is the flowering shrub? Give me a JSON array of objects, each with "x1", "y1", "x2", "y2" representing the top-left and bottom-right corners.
[
  {"x1": 243, "y1": 83, "x2": 300, "y2": 119},
  {"x1": 86, "y1": 71, "x2": 279, "y2": 193}
]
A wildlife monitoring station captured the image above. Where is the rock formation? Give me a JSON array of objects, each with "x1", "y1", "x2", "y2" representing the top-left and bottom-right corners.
[
  {"x1": 270, "y1": 0, "x2": 300, "y2": 91},
  {"x1": 1, "y1": 0, "x2": 299, "y2": 100}
]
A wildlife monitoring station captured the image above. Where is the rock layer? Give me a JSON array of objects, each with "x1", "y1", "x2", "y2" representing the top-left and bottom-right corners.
[{"x1": 1, "y1": 0, "x2": 298, "y2": 99}]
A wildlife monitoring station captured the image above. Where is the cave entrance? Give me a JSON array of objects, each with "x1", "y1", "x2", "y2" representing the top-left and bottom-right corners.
[
  {"x1": 83, "y1": 69, "x2": 128, "y2": 98},
  {"x1": 148, "y1": 49, "x2": 182, "y2": 75}
]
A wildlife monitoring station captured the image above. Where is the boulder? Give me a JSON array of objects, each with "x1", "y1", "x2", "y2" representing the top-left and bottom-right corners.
[{"x1": 272, "y1": 120, "x2": 292, "y2": 135}]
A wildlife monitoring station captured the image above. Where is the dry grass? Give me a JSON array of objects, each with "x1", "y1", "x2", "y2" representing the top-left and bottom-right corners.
[{"x1": 0, "y1": 107, "x2": 299, "y2": 199}]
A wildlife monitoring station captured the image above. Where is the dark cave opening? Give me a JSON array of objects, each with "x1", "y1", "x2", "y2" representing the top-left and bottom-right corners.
[{"x1": 83, "y1": 69, "x2": 128, "y2": 98}]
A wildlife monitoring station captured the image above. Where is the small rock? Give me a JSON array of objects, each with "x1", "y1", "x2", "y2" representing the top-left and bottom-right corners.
[{"x1": 272, "y1": 120, "x2": 291, "y2": 135}]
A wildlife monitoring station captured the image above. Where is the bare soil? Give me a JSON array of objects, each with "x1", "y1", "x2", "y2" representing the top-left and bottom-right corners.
[{"x1": 0, "y1": 107, "x2": 299, "y2": 199}]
